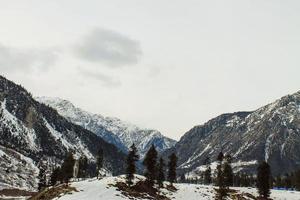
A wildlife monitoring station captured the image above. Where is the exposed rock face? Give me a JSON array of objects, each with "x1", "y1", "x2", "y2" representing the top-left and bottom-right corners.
[
  {"x1": 165, "y1": 91, "x2": 300, "y2": 176},
  {"x1": 36, "y1": 97, "x2": 176, "y2": 158},
  {"x1": 0, "y1": 76, "x2": 126, "y2": 190}
]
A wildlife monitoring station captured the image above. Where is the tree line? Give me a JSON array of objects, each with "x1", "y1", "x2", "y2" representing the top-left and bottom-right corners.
[
  {"x1": 126, "y1": 144, "x2": 178, "y2": 188},
  {"x1": 177, "y1": 151, "x2": 271, "y2": 200},
  {"x1": 38, "y1": 145, "x2": 300, "y2": 200},
  {"x1": 38, "y1": 148, "x2": 104, "y2": 191},
  {"x1": 38, "y1": 144, "x2": 178, "y2": 191}
]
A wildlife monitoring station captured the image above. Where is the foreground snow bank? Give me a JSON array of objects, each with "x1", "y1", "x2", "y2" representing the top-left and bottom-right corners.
[{"x1": 55, "y1": 176, "x2": 300, "y2": 200}]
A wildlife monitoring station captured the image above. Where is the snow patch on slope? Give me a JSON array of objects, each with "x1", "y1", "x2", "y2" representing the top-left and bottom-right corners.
[
  {"x1": 36, "y1": 97, "x2": 176, "y2": 158},
  {"x1": 0, "y1": 99, "x2": 38, "y2": 151},
  {"x1": 0, "y1": 145, "x2": 39, "y2": 191},
  {"x1": 43, "y1": 118, "x2": 94, "y2": 160}
]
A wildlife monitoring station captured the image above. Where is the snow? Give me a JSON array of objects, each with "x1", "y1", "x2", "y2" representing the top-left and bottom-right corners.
[
  {"x1": 54, "y1": 176, "x2": 215, "y2": 200},
  {"x1": 0, "y1": 145, "x2": 39, "y2": 191},
  {"x1": 36, "y1": 97, "x2": 176, "y2": 158},
  {"x1": 54, "y1": 176, "x2": 300, "y2": 200},
  {"x1": 43, "y1": 118, "x2": 94, "y2": 160},
  {"x1": 181, "y1": 144, "x2": 211, "y2": 168},
  {"x1": 0, "y1": 99, "x2": 38, "y2": 151},
  {"x1": 234, "y1": 187, "x2": 300, "y2": 200},
  {"x1": 187, "y1": 160, "x2": 257, "y2": 179},
  {"x1": 265, "y1": 134, "x2": 274, "y2": 161}
]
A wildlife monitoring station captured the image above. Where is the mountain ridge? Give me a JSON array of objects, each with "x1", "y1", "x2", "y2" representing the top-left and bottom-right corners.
[
  {"x1": 36, "y1": 96, "x2": 176, "y2": 158},
  {"x1": 164, "y1": 90, "x2": 300, "y2": 176},
  {"x1": 0, "y1": 75, "x2": 126, "y2": 190}
]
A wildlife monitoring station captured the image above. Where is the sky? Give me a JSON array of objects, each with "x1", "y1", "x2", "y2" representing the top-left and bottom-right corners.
[{"x1": 0, "y1": 0, "x2": 300, "y2": 140}]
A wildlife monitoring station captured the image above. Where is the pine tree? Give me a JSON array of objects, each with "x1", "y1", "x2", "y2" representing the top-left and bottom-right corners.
[
  {"x1": 204, "y1": 157, "x2": 212, "y2": 185},
  {"x1": 78, "y1": 156, "x2": 88, "y2": 179},
  {"x1": 157, "y1": 157, "x2": 166, "y2": 187},
  {"x1": 50, "y1": 167, "x2": 61, "y2": 186},
  {"x1": 257, "y1": 161, "x2": 271, "y2": 199},
  {"x1": 96, "y1": 147, "x2": 104, "y2": 179},
  {"x1": 215, "y1": 151, "x2": 228, "y2": 200},
  {"x1": 167, "y1": 153, "x2": 178, "y2": 186},
  {"x1": 143, "y1": 145, "x2": 158, "y2": 186},
  {"x1": 61, "y1": 152, "x2": 75, "y2": 183},
  {"x1": 234, "y1": 173, "x2": 241, "y2": 187},
  {"x1": 275, "y1": 176, "x2": 282, "y2": 188},
  {"x1": 180, "y1": 174, "x2": 186, "y2": 183},
  {"x1": 283, "y1": 173, "x2": 292, "y2": 189},
  {"x1": 295, "y1": 169, "x2": 300, "y2": 191},
  {"x1": 126, "y1": 144, "x2": 139, "y2": 186},
  {"x1": 217, "y1": 151, "x2": 224, "y2": 162},
  {"x1": 223, "y1": 155, "x2": 233, "y2": 187},
  {"x1": 38, "y1": 166, "x2": 47, "y2": 191}
]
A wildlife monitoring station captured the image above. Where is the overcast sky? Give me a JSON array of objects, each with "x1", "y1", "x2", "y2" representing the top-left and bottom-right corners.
[{"x1": 0, "y1": 0, "x2": 300, "y2": 140}]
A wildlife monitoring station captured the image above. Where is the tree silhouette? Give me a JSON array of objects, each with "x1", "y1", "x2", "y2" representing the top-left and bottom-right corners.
[
  {"x1": 157, "y1": 157, "x2": 166, "y2": 187},
  {"x1": 143, "y1": 145, "x2": 158, "y2": 186},
  {"x1": 96, "y1": 147, "x2": 104, "y2": 179},
  {"x1": 126, "y1": 143, "x2": 139, "y2": 185},
  {"x1": 257, "y1": 161, "x2": 271, "y2": 199},
  {"x1": 61, "y1": 152, "x2": 75, "y2": 183},
  {"x1": 168, "y1": 153, "x2": 178, "y2": 185}
]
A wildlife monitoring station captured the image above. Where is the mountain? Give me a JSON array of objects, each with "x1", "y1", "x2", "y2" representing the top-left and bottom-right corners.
[
  {"x1": 0, "y1": 75, "x2": 126, "y2": 191},
  {"x1": 36, "y1": 97, "x2": 176, "y2": 158},
  {"x1": 165, "y1": 91, "x2": 300, "y2": 176}
]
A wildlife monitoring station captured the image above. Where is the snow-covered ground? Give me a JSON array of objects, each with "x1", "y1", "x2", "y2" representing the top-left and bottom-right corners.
[{"x1": 53, "y1": 176, "x2": 300, "y2": 200}]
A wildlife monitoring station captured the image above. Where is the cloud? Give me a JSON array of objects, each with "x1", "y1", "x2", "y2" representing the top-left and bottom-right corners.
[
  {"x1": 73, "y1": 28, "x2": 142, "y2": 67},
  {"x1": 78, "y1": 67, "x2": 121, "y2": 87},
  {"x1": 0, "y1": 43, "x2": 58, "y2": 73}
]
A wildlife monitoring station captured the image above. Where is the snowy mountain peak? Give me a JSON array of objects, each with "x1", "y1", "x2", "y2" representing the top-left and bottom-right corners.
[
  {"x1": 166, "y1": 90, "x2": 300, "y2": 176},
  {"x1": 36, "y1": 97, "x2": 176, "y2": 158},
  {"x1": 0, "y1": 76, "x2": 126, "y2": 190}
]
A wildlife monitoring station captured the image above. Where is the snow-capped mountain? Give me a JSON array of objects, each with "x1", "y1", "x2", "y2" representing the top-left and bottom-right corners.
[
  {"x1": 36, "y1": 97, "x2": 176, "y2": 158},
  {"x1": 165, "y1": 90, "x2": 300, "y2": 176},
  {"x1": 0, "y1": 76, "x2": 126, "y2": 190}
]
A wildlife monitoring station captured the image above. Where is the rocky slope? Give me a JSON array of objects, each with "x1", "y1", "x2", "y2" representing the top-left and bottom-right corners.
[
  {"x1": 36, "y1": 97, "x2": 176, "y2": 158},
  {"x1": 0, "y1": 76, "x2": 126, "y2": 190},
  {"x1": 166, "y1": 91, "x2": 300, "y2": 176}
]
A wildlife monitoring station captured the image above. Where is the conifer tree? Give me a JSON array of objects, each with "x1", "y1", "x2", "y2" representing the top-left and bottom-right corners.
[
  {"x1": 78, "y1": 156, "x2": 88, "y2": 179},
  {"x1": 157, "y1": 157, "x2": 166, "y2": 187},
  {"x1": 143, "y1": 145, "x2": 158, "y2": 186},
  {"x1": 126, "y1": 144, "x2": 139, "y2": 186},
  {"x1": 167, "y1": 153, "x2": 178, "y2": 186},
  {"x1": 257, "y1": 161, "x2": 271, "y2": 199},
  {"x1": 50, "y1": 167, "x2": 61, "y2": 186},
  {"x1": 217, "y1": 151, "x2": 224, "y2": 162},
  {"x1": 283, "y1": 173, "x2": 292, "y2": 189},
  {"x1": 61, "y1": 152, "x2": 75, "y2": 183},
  {"x1": 96, "y1": 147, "x2": 104, "y2": 179},
  {"x1": 295, "y1": 169, "x2": 300, "y2": 191},
  {"x1": 38, "y1": 166, "x2": 47, "y2": 191},
  {"x1": 215, "y1": 151, "x2": 228, "y2": 200},
  {"x1": 204, "y1": 166, "x2": 212, "y2": 185},
  {"x1": 204, "y1": 157, "x2": 212, "y2": 185},
  {"x1": 223, "y1": 155, "x2": 233, "y2": 187},
  {"x1": 180, "y1": 174, "x2": 186, "y2": 183}
]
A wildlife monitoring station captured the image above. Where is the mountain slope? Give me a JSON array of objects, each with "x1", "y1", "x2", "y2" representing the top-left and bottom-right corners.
[
  {"x1": 36, "y1": 97, "x2": 176, "y2": 157},
  {"x1": 0, "y1": 75, "x2": 126, "y2": 190},
  {"x1": 166, "y1": 91, "x2": 300, "y2": 176}
]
